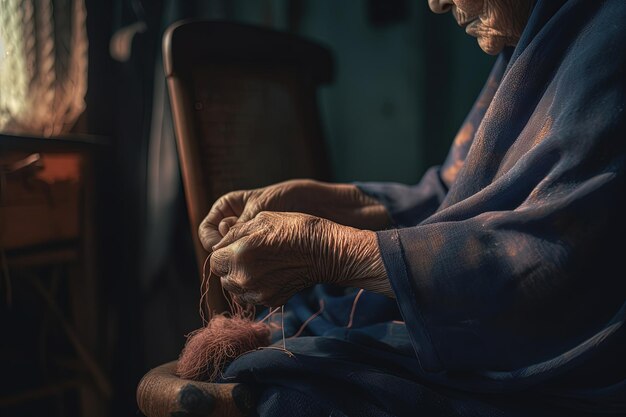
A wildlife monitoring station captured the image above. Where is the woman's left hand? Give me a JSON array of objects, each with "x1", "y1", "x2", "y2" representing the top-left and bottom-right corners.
[{"x1": 209, "y1": 211, "x2": 392, "y2": 307}]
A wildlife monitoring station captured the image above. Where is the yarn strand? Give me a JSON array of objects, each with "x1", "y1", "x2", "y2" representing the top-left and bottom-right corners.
[
  {"x1": 199, "y1": 255, "x2": 211, "y2": 325},
  {"x1": 347, "y1": 289, "x2": 365, "y2": 328},
  {"x1": 290, "y1": 299, "x2": 325, "y2": 339}
]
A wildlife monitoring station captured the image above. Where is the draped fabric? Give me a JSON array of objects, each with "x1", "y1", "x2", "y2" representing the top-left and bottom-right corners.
[{"x1": 223, "y1": 1, "x2": 626, "y2": 415}]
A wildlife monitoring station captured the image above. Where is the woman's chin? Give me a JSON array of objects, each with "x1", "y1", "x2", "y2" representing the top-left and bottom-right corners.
[{"x1": 477, "y1": 36, "x2": 506, "y2": 55}]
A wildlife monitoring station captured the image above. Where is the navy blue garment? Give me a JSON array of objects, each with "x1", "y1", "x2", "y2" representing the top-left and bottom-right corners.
[{"x1": 222, "y1": 1, "x2": 626, "y2": 415}]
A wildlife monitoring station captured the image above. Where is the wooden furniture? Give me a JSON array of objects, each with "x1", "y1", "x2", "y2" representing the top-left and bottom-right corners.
[
  {"x1": 0, "y1": 132, "x2": 111, "y2": 417},
  {"x1": 137, "y1": 20, "x2": 334, "y2": 417},
  {"x1": 164, "y1": 19, "x2": 333, "y2": 312}
]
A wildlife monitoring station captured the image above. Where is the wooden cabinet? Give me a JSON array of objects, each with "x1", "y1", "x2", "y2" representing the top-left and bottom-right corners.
[{"x1": 0, "y1": 133, "x2": 111, "y2": 417}]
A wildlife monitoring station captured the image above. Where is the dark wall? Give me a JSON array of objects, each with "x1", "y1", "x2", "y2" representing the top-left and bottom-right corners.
[{"x1": 225, "y1": 0, "x2": 495, "y2": 182}]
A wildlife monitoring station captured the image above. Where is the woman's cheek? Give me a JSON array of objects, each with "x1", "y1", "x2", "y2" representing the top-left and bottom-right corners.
[{"x1": 453, "y1": 0, "x2": 483, "y2": 16}]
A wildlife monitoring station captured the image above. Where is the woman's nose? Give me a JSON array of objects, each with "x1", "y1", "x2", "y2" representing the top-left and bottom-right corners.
[{"x1": 428, "y1": 0, "x2": 454, "y2": 14}]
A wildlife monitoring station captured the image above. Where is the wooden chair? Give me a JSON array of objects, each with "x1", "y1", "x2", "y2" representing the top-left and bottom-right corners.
[{"x1": 137, "y1": 20, "x2": 333, "y2": 417}]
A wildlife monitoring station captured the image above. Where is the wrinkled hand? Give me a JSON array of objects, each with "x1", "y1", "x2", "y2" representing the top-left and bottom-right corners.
[
  {"x1": 209, "y1": 211, "x2": 391, "y2": 307},
  {"x1": 199, "y1": 179, "x2": 391, "y2": 252}
]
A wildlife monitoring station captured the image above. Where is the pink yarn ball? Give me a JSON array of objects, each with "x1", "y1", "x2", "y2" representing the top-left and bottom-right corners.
[{"x1": 176, "y1": 315, "x2": 271, "y2": 382}]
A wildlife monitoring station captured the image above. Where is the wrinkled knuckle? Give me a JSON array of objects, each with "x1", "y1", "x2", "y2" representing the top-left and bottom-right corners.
[
  {"x1": 213, "y1": 194, "x2": 229, "y2": 210},
  {"x1": 229, "y1": 240, "x2": 248, "y2": 263},
  {"x1": 225, "y1": 222, "x2": 243, "y2": 239},
  {"x1": 302, "y1": 214, "x2": 322, "y2": 231},
  {"x1": 246, "y1": 197, "x2": 263, "y2": 213},
  {"x1": 224, "y1": 276, "x2": 250, "y2": 295},
  {"x1": 241, "y1": 282, "x2": 254, "y2": 294},
  {"x1": 235, "y1": 272, "x2": 253, "y2": 289},
  {"x1": 257, "y1": 295, "x2": 270, "y2": 307},
  {"x1": 256, "y1": 210, "x2": 272, "y2": 221},
  {"x1": 225, "y1": 190, "x2": 243, "y2": 201},
  {"x1": 241, "y1": 189, "x2": 255, "y2": 201},
  {"x1": 243, "y1": 291, "x2": 263, "y2": 306},
  {"x1": 220, "y1": 276, "x2": 239, "y2": 293}
]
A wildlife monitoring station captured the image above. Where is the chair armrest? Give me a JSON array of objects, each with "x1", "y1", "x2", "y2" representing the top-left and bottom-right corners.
[{"x1": 136, "y1": 361, "x2": 258, "y2": 417}]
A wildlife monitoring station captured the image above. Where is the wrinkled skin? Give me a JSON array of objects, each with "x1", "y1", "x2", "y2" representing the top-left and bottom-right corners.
[
  {"x1": 429, "y1": 0, "x2": 534, "y2": 55},
  {"x1": 199, "y1": 179, "x2": 391, "y2": 251},
  {"x1": 199, "y1": 180, "x2": 393, "y2": 306},
  {"x1": 209, "y1": 211, "x2": 390, "y2": 307}
]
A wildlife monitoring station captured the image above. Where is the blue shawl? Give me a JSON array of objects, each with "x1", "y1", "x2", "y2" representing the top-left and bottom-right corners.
[{"x1": 224, "y1": 1, "x2": 626, "y2": 415}]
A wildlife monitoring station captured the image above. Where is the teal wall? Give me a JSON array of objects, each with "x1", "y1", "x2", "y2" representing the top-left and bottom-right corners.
[
  {"x1": 227, "y1": 0, "x2": 495, "y2": 184},
  {"x1": 298, "y1": 1, "x2": 423, "y2": 183}
]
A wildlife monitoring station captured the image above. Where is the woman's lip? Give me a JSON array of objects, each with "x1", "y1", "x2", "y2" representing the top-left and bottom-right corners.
[
  {"x1": 465, "y1": 19, "x2": 480, "y2": 35},
  {"x1": 459, "y1": 17, "x2": 479, "y2": 28},
  {"x1": 452, "y1": 7, "x2": 478, "y2": 28}
]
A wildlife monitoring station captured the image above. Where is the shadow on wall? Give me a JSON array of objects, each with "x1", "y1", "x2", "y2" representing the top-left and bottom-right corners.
[{"x1": 230, "y1": 0, "x2": 495, "y2": 183}]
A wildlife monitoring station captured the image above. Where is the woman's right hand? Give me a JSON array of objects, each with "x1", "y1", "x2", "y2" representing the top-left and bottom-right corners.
[
  {"x1": 209, "y1": 211, "x2": 393, "y2": 307},
  {"x1": 198, "y1": 179, "x2": 391, "y2": 251}
]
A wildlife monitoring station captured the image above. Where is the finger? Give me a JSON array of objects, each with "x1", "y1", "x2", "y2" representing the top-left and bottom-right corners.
[
  {"x1": 231, "y1": 291, "x2": 262, "y2": 306},
  {"x1": 218, "y1": 216, "x2": 238, "y2": 237},
  {"x1": 198, "y1": 192, "x2": 246, "y2": 250},
  {"x1": 236, "y1": 202, "x2": 264, "y2": 225},
  {"x1": 209, "y1": 247, "x2": 232, "y2": 277},
  {"x1": 212, "y1": 221, "x2": 256, "y2": 251},
  {"x1": 220, "y1": 275, "x2": 245, "y2": 295},
  {"x1": 198, "y1": 225, "x2": 222, "y2": 253},
  {"x1": 238, "y1": 292, "x2": 262, "y2": 306}
]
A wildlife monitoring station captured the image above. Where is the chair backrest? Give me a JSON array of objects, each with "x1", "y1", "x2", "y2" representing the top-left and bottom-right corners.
[{"x1": 163, "y1": 20, "x2": 333, "y2": 312}]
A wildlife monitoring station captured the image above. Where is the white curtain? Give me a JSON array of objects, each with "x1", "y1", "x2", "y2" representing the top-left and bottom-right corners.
[{"x1": 0, "y1": 0, "x2": 88, "y2": 137}]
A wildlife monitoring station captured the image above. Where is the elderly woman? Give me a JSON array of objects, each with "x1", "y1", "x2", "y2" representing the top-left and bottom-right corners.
[{"x1": 193, "y1": 0, "x2": 625, "y2": 415}]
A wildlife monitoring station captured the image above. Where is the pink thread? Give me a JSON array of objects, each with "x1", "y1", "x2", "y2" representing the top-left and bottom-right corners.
[
  {"x1": 259, "y1": 306, "x2": 282, "y2": 323},
  {"x1": 290, "y1": 299, "x2": 325, "y2": 339},
  {"x1": 199, "y1": 256, "x2": 212, "y2": 325},
  {"x1": 347, "y1": 289, "x2": 365, "y2": 328},
  {"x1": 257, "y1": 305, "x2": 295, "y2": 357}
]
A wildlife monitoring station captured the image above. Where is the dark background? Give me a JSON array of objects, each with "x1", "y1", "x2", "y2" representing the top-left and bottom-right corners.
[{"x1": 2, "y1": 0, "x2": 494, "y2": 415}]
